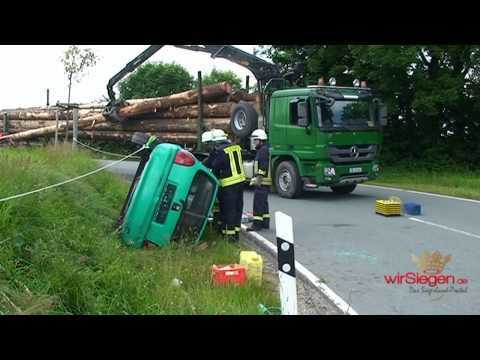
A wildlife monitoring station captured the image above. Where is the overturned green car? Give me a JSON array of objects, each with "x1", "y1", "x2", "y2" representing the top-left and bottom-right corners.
[{"x1": 118, "y1": 134, "x2": 219, "y2": 248}]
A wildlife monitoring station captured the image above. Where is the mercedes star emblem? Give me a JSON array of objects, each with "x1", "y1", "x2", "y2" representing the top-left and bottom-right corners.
[{"x1": 350, "y1": 145, "x2": 360, "y2": 159}]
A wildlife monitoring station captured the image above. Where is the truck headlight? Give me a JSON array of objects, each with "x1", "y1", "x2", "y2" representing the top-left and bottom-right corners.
[{"x1": 324, "y1": 167, "x2": 336, "y2": 176}]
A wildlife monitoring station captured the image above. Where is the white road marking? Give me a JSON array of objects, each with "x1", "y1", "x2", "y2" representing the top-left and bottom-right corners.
[
  {"x1": 408, "y1": 217, "x2": 480, "y2": 239},
  {"x1": 360, "y1": 184, "x2": 480, "y2": 204}
]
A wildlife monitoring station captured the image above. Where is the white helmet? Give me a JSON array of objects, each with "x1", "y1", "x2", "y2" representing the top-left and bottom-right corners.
[
  {"x1": 201, "y1": 130, "x2": 213, "y2": 143},
  {"x1": 210, "y1": 129, "x2": 228, "y2": 142},
  {"x1": 251, "y1": 129, "x2": 267, "y2": 141}
]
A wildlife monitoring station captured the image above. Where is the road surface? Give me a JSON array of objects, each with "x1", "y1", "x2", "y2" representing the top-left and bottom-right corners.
[{"x1": 102, "y1": 159, "x2": 480, "y2": 315}]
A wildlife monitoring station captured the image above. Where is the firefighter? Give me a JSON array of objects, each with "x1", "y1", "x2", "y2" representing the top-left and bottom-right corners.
[
  {"x1": 246, "y1": 129, "x2": 271, "y2": 232},
  {"x1": 201, "y1": 129, "x2": 245, "y2": 241}
]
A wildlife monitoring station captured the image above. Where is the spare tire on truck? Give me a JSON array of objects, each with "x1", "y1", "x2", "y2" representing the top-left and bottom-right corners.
[{"x1": 230, "y1": 102, "x2": 258, "y2": 139}]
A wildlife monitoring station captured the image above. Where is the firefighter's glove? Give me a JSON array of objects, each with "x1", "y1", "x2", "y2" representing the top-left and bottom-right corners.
[{"x1": 255, "y1": 175, "x2": 263, "y2": 187}]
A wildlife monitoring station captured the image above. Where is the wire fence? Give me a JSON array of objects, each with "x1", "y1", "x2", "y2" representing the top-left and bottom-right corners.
[
  {"x1": 0, "y1": 146, "x2": 144, "y2": 204},
  {"x1": 73, "y1": 138, "x2": 141, "y2": 159}
]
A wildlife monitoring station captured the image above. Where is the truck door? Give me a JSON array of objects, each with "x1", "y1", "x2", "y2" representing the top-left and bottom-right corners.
[
  {"x1": 286, "y1": 97, "x2": 317, "y2": 159},
  {"x1": 268, "y1": 95, "x2": 286, "y2": 148}
]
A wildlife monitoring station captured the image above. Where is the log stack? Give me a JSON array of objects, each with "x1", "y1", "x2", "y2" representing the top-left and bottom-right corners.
[{"x1": 0, "y1": 82, "x2": 259, "y2": 146}]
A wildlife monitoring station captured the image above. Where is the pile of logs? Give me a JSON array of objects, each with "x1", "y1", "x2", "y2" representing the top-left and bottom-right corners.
[{"x1": 0, "y1": 82, "x2": 259, "y2": 146}]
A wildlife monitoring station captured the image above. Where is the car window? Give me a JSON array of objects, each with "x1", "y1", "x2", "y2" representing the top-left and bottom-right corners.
[{"x1": 172, "y1": 171, "x2": 216, "y2": 242}]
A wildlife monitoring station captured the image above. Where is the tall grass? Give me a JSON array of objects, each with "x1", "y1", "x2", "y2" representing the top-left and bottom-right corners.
[
  {"x1": 0, "y1": 145, "x2": 278, "y2": 314},
  {"x1": 370, "y1": 165, "x2": 480, "y2": 200}
]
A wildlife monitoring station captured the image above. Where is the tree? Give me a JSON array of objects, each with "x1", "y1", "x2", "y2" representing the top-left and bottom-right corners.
[
  {"x1": 351, "y1": 45, "x2": 480, "y2": 167},
  {"x1": 201, "y1": 68, "x2": 242, "y2": 89},
  {"x1": 119, "y1": 62, "x2": 194, "y2": 100},
  {"x1": 259, "y1": 45, "x2": 355, "y2": 87},
  {"x1": 60, "y1": 45, "x2": 98, "y2": 105}
]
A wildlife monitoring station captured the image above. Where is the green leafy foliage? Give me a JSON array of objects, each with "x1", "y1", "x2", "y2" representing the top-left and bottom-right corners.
[
  {"x1": 200, "y1": 68, "x2": 242, "y2": 89},
  {"x1": 60, "y1": 45, "x2": 98, "y2": 104},
  {"x1": 119, "y1": 62, "x2": 194, "y2": 100}
]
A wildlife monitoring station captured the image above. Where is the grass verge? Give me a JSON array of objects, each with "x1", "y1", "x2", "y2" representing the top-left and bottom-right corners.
[
  {"x1": 369, "y1": 166, "x2": 480, "y2": 200},
  {"x1": 0, "y1": 145, "x2": 278, "y2": 314}
]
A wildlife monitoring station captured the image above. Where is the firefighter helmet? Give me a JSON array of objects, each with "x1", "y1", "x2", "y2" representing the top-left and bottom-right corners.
[
  {"x1": 251, "y1": 129, "x2": 267, "y2": 141},
  {"x1": 210, "y1": 129, "x2": 228, "y2": 142},
  {"x1": 201, "y1": 130, "x2": 213, "y2": 143}
]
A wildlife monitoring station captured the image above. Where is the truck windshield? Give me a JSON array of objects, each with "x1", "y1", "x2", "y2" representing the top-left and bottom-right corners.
[
  {"x1": 172, "y1": 171, "x2": 216, "y2": 242},
  {"x1": 317, "y1": 100, "x2": 376, "y2": 129}
]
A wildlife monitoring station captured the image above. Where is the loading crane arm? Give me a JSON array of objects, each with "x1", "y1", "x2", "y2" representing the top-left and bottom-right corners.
[{"x1": 103, "y1": 45, "x2": 286, "y2": 123}]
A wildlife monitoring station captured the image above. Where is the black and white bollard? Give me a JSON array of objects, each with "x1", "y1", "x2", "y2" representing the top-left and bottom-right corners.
[{"x1": 275, "y1": 211, "x2": 298, "y2": 315}]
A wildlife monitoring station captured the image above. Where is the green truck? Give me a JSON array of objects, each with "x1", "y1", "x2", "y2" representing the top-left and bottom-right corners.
[{"x1": 249, "y1": 81, "x2": 387, "y2": 198}]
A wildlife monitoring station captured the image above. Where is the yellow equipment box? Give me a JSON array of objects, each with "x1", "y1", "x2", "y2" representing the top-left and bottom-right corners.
[
  {"x1": 375, "y1": 199, "x2": 402, "y2": 216},
  {"x1": 239, "y1": 251, "x2": 263, "y2": 285}
]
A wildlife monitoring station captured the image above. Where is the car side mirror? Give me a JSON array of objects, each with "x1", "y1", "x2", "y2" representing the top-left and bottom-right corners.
[{"x1": 297, "y1": 101, "x2": 309, "y2": 127}]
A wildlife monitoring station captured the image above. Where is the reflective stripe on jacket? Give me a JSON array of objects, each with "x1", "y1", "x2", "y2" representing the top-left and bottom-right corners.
[
  {"x1": 212, "y1": 143, "x2": 246, "y2": 188},
  {"x1": 254, "y1": 143, "x2": 272, "y2": 186}
]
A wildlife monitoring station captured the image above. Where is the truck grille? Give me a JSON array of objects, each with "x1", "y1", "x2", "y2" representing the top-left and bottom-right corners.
[{"x1": 328, "y1": 144, "x2": 377, "y2": 164}]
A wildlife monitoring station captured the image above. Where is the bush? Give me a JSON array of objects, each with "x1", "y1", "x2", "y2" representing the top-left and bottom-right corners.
[
  {"x1": 119, "y1": 62, "x2": 194, "y2": 99},
  {"x1": 200, "y1": 68, "x2": 242, "y2": 89}
]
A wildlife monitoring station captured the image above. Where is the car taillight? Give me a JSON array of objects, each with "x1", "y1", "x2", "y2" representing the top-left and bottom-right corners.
[{"x1": 174, "y1": 150, "x2": 195, "y2": 166}]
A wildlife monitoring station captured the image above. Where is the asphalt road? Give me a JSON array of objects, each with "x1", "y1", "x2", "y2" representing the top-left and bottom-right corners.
[{"x1": 102, "y1": 160, "x2": 480, "y2": 315}]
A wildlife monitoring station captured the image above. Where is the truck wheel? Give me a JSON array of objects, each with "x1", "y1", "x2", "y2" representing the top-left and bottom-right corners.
[
  {"x1": 275, "y1": 161, "x2": 303, "y2": 198},
  {"x1": 230, "y1": 102, "x2": 258, "y2": 139},
  {"x1": 330, "y1": 184, "x2": 357, "y2": 194}
]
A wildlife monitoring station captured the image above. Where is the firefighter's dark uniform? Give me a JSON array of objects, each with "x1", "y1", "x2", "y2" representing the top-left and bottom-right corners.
[
  {"x1": 210, "y1": 141, "x2": 245, "y2": 241},
  {"x1": 251, "y1": 142, "x2": 271, "y2": 229}
]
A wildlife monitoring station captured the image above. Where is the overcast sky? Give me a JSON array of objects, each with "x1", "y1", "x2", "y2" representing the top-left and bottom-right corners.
[{"x1": 0, "y1": 45, "x2": 267, "y2": 110}]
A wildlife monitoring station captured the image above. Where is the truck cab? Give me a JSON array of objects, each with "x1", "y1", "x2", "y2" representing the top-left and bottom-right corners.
[{"x1": 242, "y1": 82, "x2": 386, "y2": 198}]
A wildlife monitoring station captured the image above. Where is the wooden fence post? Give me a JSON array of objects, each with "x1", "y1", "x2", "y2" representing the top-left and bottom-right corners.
[
  {"x1": 2, "y1": 113, "x2": 8, "y2": 135},
  {"x1": 72, "y1": 108, "x2": 79, "y2": 150},
  {"x1": 64, "y1": 110, "x2": 70, "y2": 143},
  {"x1": 54, "y1": 110, "x2": 59, "y2": 147}
]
